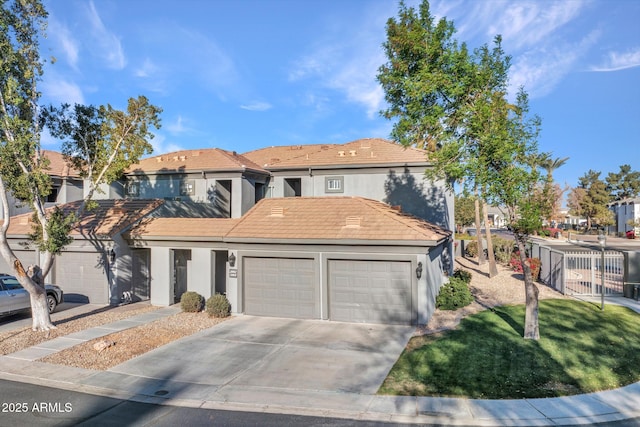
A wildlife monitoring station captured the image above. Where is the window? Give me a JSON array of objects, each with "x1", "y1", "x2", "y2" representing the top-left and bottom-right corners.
[
  {"x1": 1, "y1": 277, "x2": 23, "y2": 290},
  {"x1": 126, "y1": 181, "x2": 140, "y2": 197},
  {"x1": 46, "y1": 187, "x2": 59, "y2": 203},
  {"x1": 325, "y1": 176, "x2": 344, "y2": 193},
  {"x1": 284, "y1": 178, "x2": 302, "y2": 197},
  {"x1": 180, "y1": 179, "x2": 195, "y2": 196}
]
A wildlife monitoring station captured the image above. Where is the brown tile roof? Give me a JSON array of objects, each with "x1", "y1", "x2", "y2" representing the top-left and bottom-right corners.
[
  {"x1": 4, "y1": 199, "x2": 163, "y2": 238},
  {"x1": 225, "y1": 197, "x2": 450, "y2": 244},
  {"x1": 242, "y1": 138, "x2": 429, "y2": 169},
  {"x1": 128, "y1": 218, "x2": 239, "y2": 240},
  {"x1": 126, "y1": 148, "x2": 267, "y2": 174},
  {"x1": 42, "y1": 150, "x2": 81, "y2": 178}
]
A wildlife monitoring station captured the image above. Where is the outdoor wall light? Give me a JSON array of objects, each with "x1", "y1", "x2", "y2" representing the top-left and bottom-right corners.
[
  {"x1": 109, "y1": 248, "x2": 116, "y2": 264},
  {"x1": 228, "y1": 252, "x2": 236, "y2": 267},
  {"x1": 416, "y1": 262, "x2": 423, "y2": 280}
]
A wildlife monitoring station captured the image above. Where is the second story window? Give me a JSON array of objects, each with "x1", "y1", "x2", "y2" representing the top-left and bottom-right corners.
[
  {"x1": 181, "y1": 179, "x2": 195, "y2": 196},
  {"x1": 325, "y1": 176, "x2": 344, "y2": 193},
  {"x1": 126, "y1": 181, "x2": 140, "y2": 197}
]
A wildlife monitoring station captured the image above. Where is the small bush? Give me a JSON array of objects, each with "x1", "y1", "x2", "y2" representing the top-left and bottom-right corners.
[
  {"x1": 510, "y1": 255, "x2": 541, "y2": 281},
  {"x1": 465, "y1": 240, "x2": 478, "y2": 258},
  {"x1": 492, "y1": 236, "x2": 514, "y2": 264},
  {"x1": 180, "y1": 291, "x2": 204, "y2": 313},
  {"x1": 436, "y1": 277, "x2": 474, "y2": 311},
  {"x1": 206, "y1": 293, "x2": 231, "y2": 318},
  {"x1": 452, "y1": 268, "x2": 472, "y2": 284}
]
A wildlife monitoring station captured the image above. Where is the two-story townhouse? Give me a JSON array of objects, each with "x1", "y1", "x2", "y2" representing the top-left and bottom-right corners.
[
  {"x1": 243, "y1": 138, "x2": 454, "y2": 233},
  {"x1": 0, "y1": 150, "x2": 84, "y2": 220},
  {"x1": 105, "y1": 148, "x2": 270, "y2": 219}
]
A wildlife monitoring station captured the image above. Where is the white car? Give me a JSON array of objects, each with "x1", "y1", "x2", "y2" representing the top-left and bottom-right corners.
[{"x1": 0, "y1": 274, "x2": 64, "y2": 315}]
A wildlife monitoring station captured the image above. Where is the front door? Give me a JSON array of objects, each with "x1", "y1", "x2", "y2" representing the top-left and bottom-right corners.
[{"x1": 172, "y1": 249, "x2": 191, "y2": 303}]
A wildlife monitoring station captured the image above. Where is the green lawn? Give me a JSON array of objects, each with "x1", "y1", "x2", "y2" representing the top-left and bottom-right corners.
[{"x1": 379, "y1": 299, "x2": 640, "y2": 399}]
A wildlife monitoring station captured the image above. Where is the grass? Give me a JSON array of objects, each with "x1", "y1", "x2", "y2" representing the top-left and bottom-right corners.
[{"x1": 379, "y1": 299, "x2": 640, "y2": 399}]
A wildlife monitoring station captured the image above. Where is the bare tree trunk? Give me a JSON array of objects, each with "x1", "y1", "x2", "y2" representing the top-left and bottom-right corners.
[
  {"x1": 516, "y1": 237, "x2": 539, "y2": 340},
  {"x1": 483, "y1": 202, "x2": 499, "y2": 277},
  {"x1": 474, "y1": 196, "x2": 485, "y2": 265}
]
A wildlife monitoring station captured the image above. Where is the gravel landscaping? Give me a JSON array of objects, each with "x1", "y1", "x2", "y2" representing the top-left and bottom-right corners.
[{"x1": 0, "y1": 255, "x2": 568, "y2": 371}]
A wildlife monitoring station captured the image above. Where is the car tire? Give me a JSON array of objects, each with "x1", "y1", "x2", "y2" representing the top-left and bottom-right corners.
[{"x1": 46, "y1": 293, "x2": 58, "y2": 314}]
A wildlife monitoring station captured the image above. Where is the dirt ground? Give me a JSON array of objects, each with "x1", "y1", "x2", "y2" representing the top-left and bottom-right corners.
[{"x1": 415, "y1": 256, "x2": 569, "y2": 336}]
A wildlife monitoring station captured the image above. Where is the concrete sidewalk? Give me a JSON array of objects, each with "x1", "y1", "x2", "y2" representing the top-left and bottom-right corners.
[{"x1": 0, "y1": 305, "x2": 639, "y2": 426}]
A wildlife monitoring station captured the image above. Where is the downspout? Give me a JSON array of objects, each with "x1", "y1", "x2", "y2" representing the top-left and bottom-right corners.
[{"x1": 309, "y1": 167, "x2": 313, "y2": 195}]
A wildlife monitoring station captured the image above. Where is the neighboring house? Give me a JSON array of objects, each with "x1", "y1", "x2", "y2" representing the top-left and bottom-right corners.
[
  {"x1": 0, "y1": 199, "x2": 163, "y2": 304},
  {"x1": 0, "y1": 150, "x2": 84, "y2": 220},
  {"x1": 485, "y1": 206, "x2": 507, "y2": 229},
  {"x1": 128, "y1": 197, "x2": 451, "y2": 325},
  {"x1": 609, "y1": 198, "x2": 640, "y2": 236}
]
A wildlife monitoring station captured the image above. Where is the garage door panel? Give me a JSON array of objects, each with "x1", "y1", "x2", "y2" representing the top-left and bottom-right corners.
[
  {"x1": 55, "y1": 252, "x2": 108, "y2": 304},
  {"x1": 329, "y1": 260, "x2": 412, "y2": 325},
  {"x1": 244, "y1": 257, "x2": 318, "y2": 319}
]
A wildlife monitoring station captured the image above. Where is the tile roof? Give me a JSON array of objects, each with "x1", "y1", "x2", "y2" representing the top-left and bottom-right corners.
[
  {"x1": 128, "y1": 218, "x2": 239, "y2": 239},
  {"x1": 224, "y1": 197, "x2": 450, "y2": 243},
  {"x1": 42, "y1": 150, "x2": 81, "y2": 178},
  {"x1": 242, "y1": 138, "x2": 429, "y2": 169},
  {"x1": 126, "y1": 148, "x2": 267, "y2": 174},
  {"x1": 4, "y1": 199, "x2": 163, "y2": 238}
]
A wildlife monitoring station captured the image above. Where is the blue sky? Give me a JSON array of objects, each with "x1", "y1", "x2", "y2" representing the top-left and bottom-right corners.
[{"x1": 39, "y1": 0, "x2": 639, "y2": 190}]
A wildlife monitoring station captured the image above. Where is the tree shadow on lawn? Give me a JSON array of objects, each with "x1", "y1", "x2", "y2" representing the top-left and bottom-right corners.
[{"x1": 380, "y1": 300, "x2": 640, "y2": 399}]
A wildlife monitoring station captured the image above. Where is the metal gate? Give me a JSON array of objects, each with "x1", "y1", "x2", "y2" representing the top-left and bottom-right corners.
[{"x1": 564, "y1": 251, "x2": 624, "y2": 296}]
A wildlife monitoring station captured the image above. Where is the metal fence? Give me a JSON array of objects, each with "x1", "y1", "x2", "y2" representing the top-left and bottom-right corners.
[{"x1": 533, "y1": 243, "x2": 625, "y2": 296}]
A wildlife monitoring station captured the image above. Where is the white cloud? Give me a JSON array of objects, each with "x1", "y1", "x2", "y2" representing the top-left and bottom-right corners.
[
  {"x1": 48, "y1": 17, "x2": 80, "y2": 69},
  {"x1": 149, "y1": 134, "x2": 183, "y2": 156},
  {"x1": 509, "y1": 30, "x2": 600, "y2": 98},
  {"x1": 85, "y1": 0, "x2": 126, "y2": 70},
  {"x1": 165, "y1": 115, "x2": 193, "y2": 135},
  {"x1": 41, "y1": 78, "x2": 85, "y2": 106},
  {"x1": 591, "y1": 48, "x2": 640, "y2": 72},
  {"x1": 134, "y1": 58, "x2": 158, "y2": 78},
  {"x1": 288, "y1": 5, "x2": 391, "y2": 119},
  {"x1": 240, "y1": 101, "x2": 273, "y2": 112}
]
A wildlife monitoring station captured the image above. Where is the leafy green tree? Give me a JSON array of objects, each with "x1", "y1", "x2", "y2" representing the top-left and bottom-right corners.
[
  {"x1": 0, "y1": 0, "x2": 161, "y2": 331},
  {"x1": 570, "y1": 170, "x2": 613, "y2": 230},
  {"x1": 377, "y1": 0, "x2": 509, "y2": 276},
  {"x1": 606, "y1": 164, "x2": 640, "y2": 201},
  {"x1": 479, "y1": 89, "x2": 544, "y2": 339},
  {"x1": 377, "y1": 1, "x2": 546, "y2": 340},
  {"x1": 454, "y1": 192, "x2": 478, "y2": 232}
]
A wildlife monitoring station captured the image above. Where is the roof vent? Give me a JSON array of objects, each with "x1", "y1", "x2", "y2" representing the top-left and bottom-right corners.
[
  {"x1": 179, "y1": 155, "x2": 187, "y2": 161},
  {"x1": 338, "y1": 151, "x2": 345, "y2": 157},
  {"x1": 349, "y1": 150, "x2": 357, "y2": 156},
  {"x1": 345, "y1": 216, "x2": 361, "y2": 228},
  {"x1": 156, "y1": 157, "x2": 163, "y2": 163},
  {"x1": 321, "y1": 145, "x2": 330, "y2": 150},
  {"x1": 270, "y1": 206, "x2": 284, "y2": 217}
]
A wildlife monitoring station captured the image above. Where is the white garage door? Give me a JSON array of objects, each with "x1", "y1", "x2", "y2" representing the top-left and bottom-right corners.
[
  {"x1": 55, "y1": 252, "x2": 108, "y2": 304},
  {"x1": 329, "y1": 260, "x2": 413, "y2": 325},
  {"x1": 243, "y1": 257, "x2": 318, "y2": 319}
]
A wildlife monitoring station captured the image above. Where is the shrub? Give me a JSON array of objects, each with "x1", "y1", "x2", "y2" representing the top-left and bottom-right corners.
[
  {"x1": 492, "y1": 236, "x2": 514, "y2": 264},
  {"x1": 452, "y1": 268, "x2": 472, "y2": 284},
  {"x1": 465, "y1": 240, "x2": 478, "y2": 258},
  {"x1": 509, "y1": 255, "x2": 541, "y2": 281},
  {"x1": 180, "y1": 291, "x2": 204, "y2": 313},
  {"x1": 206, "y1": 293, "x2": 231, "y2": 318},
  {"x1": 436, "y1": 277, "x2": 474, "y2": 311}
]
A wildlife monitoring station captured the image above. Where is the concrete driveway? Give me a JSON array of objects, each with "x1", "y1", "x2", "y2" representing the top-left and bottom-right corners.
[{"x1": 102, "y1": 316, "x2": 414, "y2": 401}]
